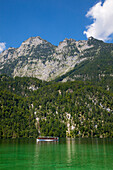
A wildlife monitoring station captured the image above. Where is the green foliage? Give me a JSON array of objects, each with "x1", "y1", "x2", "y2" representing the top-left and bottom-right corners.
[
  {"x1": 31, "y1": 81, "x2": 113, "y2": 138},
  {"x1": 0, "y1": 90, "x2": 38, "y2": 138},
  {"x1": 0, "y1": 75, "x2": 46, "y2": 96},
  {"x1": 0, "y1": 75, "x2": 113, "y2": 138}
]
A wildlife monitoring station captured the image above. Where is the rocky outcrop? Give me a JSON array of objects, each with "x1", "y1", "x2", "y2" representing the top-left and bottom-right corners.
[{"x1": 0, "y1": 36, "x2": 105, "y2": 81}]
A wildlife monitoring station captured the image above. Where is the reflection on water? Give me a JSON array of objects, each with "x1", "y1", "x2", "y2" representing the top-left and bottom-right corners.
[
  {"x1": 34, "y1": 138, "x2": 113, "y2": 169},
  {"x1": 0, "y1": 138, "x2": 113, "y2": 170},
  {"x1": 65, "y1": 138, "x2": 113, "y2": 170},
  {"x1": 66, "y1": 139, "x2": 75, "y2": 165},
  {"x1": 34, "y1": 141, "x2": 59, "y2": 168}
]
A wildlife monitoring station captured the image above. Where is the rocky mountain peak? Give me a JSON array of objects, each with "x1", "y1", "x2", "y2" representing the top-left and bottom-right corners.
[
  {"x1": 57, "y1": 38, "x2": 76, "y2": 52},
  {"x1": 0, "y1": 36, "x2": 112, "y2": 81},
  {"x1": 21, "y1": 36, "x2": 44, "y2": 46},
  {"x1": 87, "y1": 36, "x2": 104, "y2": 45},
  {"x1": 16, "y1": 36, "x2": 55, "y2": 57}
]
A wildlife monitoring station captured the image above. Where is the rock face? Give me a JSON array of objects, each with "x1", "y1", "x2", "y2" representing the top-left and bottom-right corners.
[{"x1": 0, "y1": 36, "x2": 109, "y2": 81}]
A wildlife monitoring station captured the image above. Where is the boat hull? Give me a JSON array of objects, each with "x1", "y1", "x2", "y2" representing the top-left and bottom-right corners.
[{"x1": 36, "y1": 137, "x2": 59, "y2": 142}]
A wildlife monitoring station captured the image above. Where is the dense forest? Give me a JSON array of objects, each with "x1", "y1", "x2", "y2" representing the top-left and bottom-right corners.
[{"x1": 0, "y1": 75, "x2": 113, "y2": 138}]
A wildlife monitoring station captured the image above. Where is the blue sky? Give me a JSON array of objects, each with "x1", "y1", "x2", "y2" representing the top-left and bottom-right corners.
[{"x1": 0, "y1": 0, "x2": 113, "y2": 51}]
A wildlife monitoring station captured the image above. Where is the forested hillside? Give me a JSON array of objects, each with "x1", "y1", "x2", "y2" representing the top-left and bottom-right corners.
[{"x1": 0, "y1": 75, "x2": 113, "y2": 138}]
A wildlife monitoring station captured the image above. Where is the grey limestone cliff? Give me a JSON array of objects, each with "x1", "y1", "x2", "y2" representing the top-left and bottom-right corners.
[{"x1": 0, "y1": 36, "x2": 105, "y2": 81}]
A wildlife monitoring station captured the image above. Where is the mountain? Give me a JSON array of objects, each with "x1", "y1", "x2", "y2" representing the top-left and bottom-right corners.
[
  {"x1": 1, "y1": 36, "x2": 113, "y2": 139},
  {"x1": 1, "y1": 36, "x2": 113, "y2": 81}
]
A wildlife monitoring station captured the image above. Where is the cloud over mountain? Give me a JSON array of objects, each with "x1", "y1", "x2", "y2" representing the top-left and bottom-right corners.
[
  {"x1": 84, "y1": 0, "x2": 113, "y2": 41},
  {"x1": 0, "y1": 42, "x2": 6, "y2": 53}
]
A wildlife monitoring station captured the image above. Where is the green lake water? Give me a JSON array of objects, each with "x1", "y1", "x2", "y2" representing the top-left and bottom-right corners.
[{"x1": 0, "y1": 138, "x2": 113, "y2": 170}]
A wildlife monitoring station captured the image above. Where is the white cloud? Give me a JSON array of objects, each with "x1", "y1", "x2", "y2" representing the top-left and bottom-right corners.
[
  {"x1": 84, "y1": 0, "x2": 113, "y2": 41},
  {"x1": 0, "y1": 42, "x2": 6, "y2": 53}
]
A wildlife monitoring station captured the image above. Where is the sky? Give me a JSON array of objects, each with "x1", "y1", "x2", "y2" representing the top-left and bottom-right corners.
[{"x1": 0, "y1": 0, "x2": 113, "y2": 52}]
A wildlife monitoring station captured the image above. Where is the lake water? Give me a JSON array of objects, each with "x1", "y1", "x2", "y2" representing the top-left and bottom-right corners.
[{"x1": 0, "y1": 138, "x2": 113, "y2": 170}]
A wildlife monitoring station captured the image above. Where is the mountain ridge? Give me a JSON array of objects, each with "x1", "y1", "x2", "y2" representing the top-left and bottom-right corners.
[{"x1": 0, "y1": 36, "x2": 113, "y2": 81}]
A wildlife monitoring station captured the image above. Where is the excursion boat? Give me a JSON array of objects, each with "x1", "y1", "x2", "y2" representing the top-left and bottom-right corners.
[{"x1": 36, "y1": 136, "x2": 59, "y2": 142}]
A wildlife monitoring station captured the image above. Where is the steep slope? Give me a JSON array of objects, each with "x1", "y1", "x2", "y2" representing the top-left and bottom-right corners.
[
  {"x1": 54, "y1": 38, "x2": 113, "y2": 82},
  {"x1": 0, "y1": 36, "x2": 108, "y2": 81}
]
